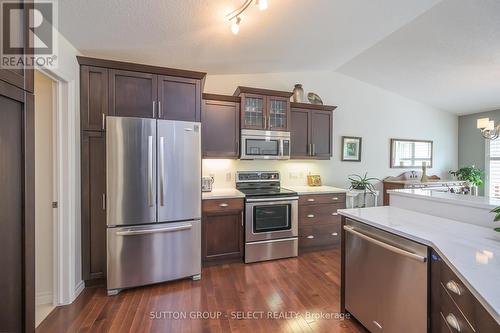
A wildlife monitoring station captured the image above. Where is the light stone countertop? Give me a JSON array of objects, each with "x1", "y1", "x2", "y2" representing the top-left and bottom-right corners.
[
  {"x1": 338, "y1": 206, "x2": 500, "y2": 324},
  {"x1": 202, "y1": 188, "x2": 244, "y2": 200},
  {"x1": 389, "y1": 188, "x2": 500, "y2": 210},
  {"x1": 283, "y1": 185, "x2": 348, "y2": 195}
]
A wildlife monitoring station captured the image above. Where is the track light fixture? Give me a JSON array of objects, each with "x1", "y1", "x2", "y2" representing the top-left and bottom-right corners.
[{"x1": 226, "y1": 0, "x2": 268, "y2": 35}]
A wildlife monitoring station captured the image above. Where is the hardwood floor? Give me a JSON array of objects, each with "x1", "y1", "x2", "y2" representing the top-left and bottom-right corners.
[{"x1": 37, "y1": 249, "x2": 366, "y2": 333}]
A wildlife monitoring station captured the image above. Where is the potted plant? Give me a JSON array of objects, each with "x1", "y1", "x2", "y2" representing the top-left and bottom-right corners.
[
  {"x1": 489, "y1": 207, "x2": 500, "y2": 232},
  {"x1": 449, "y1": 166, "x2": 484, "y2": 196},
  {"x1": 348, "y1": 173, "x2": 380, "y2": 207}
]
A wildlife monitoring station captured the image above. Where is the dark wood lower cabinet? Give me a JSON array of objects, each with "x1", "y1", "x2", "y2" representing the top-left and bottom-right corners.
[
  {"x1": 81, "y1": 131, "x2": 106, "y2": 283},
  {"x1": 298, "y1": 193, "x2": 345, "y2": 252},
  {"x1": 431, "y1": 251, "x2": 499, "y2": 333},
  {"x1": 202, "y1": 198, "x2": 244, "y2": 265},
  {"x1": 0, "y1": 83, "x2": 34, "y2": 333}
]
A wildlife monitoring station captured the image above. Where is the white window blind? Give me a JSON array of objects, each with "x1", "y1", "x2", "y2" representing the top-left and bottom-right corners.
[{"x1": 488, "y1": 139, "x2": 500, "y2": 198}]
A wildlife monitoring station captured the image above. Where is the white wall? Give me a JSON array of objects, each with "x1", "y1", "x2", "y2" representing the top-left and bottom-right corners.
[
  {"x1": 34, "y1": 71, "x2": 54, "y2": 306},
  {"x1": 203, "y1": 71, "x2": 458, "y2": 198}
]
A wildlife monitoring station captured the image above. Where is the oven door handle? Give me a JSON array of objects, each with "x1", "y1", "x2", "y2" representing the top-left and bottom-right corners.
[{"x1": 246, "y1": 196, "x2": 299, "y2": 203}]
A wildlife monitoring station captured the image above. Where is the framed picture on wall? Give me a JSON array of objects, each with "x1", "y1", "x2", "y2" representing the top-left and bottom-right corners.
[{"x1": 342, "y1": 136, "x2": 362, "y2": 162}]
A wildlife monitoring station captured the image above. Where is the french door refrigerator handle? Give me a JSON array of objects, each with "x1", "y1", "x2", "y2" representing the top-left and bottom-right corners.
[
  {"x1": 148, "y1": 135, "x2": 154, "y2": 207},
  {"x1": 159, "y1": 136, "x2": 165, "y2": 206},
  {"x1": 343, "y1": 226, "x2": 427, "y2": 262},
  {"x1": 116, "y1": 224, "x2": 192, "y2": 236}
]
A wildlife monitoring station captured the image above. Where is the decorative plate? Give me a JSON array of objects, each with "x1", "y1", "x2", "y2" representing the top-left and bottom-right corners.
[{"x1": 307, "y1": 92, "x2": 323, "y2": 105}]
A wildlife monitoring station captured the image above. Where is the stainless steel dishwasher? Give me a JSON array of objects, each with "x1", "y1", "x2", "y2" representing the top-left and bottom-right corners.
[{"x1": 344, "y1": 218, "x2": 428, "y2": 333}]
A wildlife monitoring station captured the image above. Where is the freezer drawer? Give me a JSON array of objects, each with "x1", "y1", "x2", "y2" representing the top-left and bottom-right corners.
[
  {"x1": 344, "y1": 219, "x2": 428, "y2": 333},
  {"x1": 107, "y1": 220, "x2": 201, "y2": 292}
]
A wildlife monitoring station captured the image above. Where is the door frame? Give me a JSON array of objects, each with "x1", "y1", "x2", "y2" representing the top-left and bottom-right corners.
[{"x1": 36, "y1": 67, "x2": 81, "y2": 306}]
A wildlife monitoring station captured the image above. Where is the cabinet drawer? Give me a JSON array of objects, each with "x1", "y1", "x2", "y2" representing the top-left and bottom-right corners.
[
  {"x1": 299, "y1": 223, "x2": 341, "y2": 249},
  {"x1": 202, "y1": 198, "x2": 243, "y2": 213},
  {"x1": 299, "y1": 193, "x2": 346, "y2": 205},
  {"x1": 299, "y1": 204, "x2": 342, "y2": 226},
  {"x1": 439, "y1": 285, "x2": 474, "y2": 333},
  {"x1": 440, "y1": 261, "x2": 477, "y2": 328}
]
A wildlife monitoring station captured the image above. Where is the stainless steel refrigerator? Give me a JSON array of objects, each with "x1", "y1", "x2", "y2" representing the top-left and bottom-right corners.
[{"x1": 106, "y1": 116, "x2": 201, "y2": 295}]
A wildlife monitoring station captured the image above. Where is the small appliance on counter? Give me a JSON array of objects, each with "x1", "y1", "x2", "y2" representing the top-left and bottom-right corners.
[
  {"x1": 236, "y1": 171, "x2": 298, "y2": 263},
  {"x1": 307, "y1": 175, "x2": 322, "y2": 186},
  {"x1": 201, "y1": 176, "x2": 214, "y2": 192}
]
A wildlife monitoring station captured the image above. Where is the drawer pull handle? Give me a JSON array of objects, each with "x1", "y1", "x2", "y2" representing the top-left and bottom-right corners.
[
  {"x1": 307, "y1": 198, "x2": 315, "y2": 202},
  {"x1": 332, "y1": 212, "x2": 338, "y2": 216},
  {"x1": 446, "y1": 280, "x2": 462, "y2": 296},
  {"x1": 445, "y1": 313, "x2": 461, "y2": 332},
  {"x1": 332, "y1": 197, "x2": 339, "y2": 201},
  {"x1": 219, "y1": 203, "x2": 229, "y2": 207},
  {"x1": 331, "y1": 232, "x2": 338, "y2": 236},
  {"x1": 307, "y1": 235, "x2": 314, "y2": 239},
  {"x1": 307, "y1": 214, "x2": 315, "y2": 218}
]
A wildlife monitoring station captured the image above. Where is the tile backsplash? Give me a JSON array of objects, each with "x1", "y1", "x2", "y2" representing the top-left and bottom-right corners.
[{"x1": 202, "y1": 159, "x2": 332, "y2": 189}]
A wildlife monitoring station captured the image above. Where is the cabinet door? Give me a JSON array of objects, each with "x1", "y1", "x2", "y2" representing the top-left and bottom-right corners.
[
  {"x1": 310, "y1": 110, "x2": 332, "y2": 158},
  {"x1": 158, "y1": 76, "x2": 200, "y2": 121},
  {"x1": 202, "y1": 99, "x2": 240, "y2": 158},
  {"x1": 80, "y1": 66, "x2": 108, "y2": 131},
  {"x1": 267, "y1": 96, "x2": 290, "y2": 131},
  {"x1": 81, "y1": 131, "x2": 106, "y2": 281},
  {"x1": 202, "y1": 211, "x2": 243, "y2": 264},
  {"x1": 109, "y1": 70, "x2": 157, "y2": 118},
  {"x1": 290, "y1": 108, "x2": 311, "y2": 158},
  {"x1": 241, "y1": 94, "x2": 265, "y2": 129},
  {"x1": 0, "y1": 86, "x2": 34, "y2": 333}
]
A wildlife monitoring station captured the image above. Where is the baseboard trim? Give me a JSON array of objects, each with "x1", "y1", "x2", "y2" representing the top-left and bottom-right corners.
[
  {"x1": 36, "y1": 291, "x2": 53, "y2": 305},
  {"x1": 72, "y1": 280, "x2": 85, "y2": 301}
]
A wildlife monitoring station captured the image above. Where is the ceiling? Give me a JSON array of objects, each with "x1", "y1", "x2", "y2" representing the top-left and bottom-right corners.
[
  {"x1": 58, "y1": 0, "x2": 439, "y2": 73},
  {"x1": 58, "y1": 0, "x2": 500, "y2": 114},
  {"x1": 337, "y1": 0, "x2": 500, "y2": 114}
]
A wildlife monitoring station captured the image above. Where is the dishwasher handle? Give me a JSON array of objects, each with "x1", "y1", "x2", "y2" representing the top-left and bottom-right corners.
[{"x1": 344, "y1": 226, "x2": 427, "y2": 263}]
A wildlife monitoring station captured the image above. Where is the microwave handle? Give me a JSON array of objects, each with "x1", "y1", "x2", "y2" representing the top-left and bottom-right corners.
[{"x1": 279, "y1": 139, "x2": 284, "y2": 157}]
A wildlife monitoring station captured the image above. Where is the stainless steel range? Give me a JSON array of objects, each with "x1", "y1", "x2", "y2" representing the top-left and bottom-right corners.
[{"x1": 236, "y1": 171, "x2": 298, "y2": 263}]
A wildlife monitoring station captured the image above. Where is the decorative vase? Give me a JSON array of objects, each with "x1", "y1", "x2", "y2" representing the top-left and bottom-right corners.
[
  {"x1": 292, "y1": 84, "x2": 304, "y2": 103},
  {"x1": 420, "y1": 162, "x2": 429, "y2": 183}
]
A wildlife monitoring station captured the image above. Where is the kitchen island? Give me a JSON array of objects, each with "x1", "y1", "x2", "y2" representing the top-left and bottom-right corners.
[{"x1": 338, "y1": 206, "x2": 500, "y2": 332}]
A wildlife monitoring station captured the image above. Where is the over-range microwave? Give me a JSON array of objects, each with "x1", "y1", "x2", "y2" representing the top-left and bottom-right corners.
[{"x1": 240, "y1": 129, "x2": 290, "y2": 160}]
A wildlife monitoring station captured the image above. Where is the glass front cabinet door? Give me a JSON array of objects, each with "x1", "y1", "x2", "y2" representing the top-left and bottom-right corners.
[
  {"x1": 268, "y1": 96, "x2": 289, "y2": 130},
  {"x1": 242, "y1": 94, "x2": 265, "y2": 129}
]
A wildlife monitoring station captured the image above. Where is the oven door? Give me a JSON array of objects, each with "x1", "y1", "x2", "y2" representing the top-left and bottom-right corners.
[{"x1": 245, "y1": 197, "x2": 298, "y2": 242}]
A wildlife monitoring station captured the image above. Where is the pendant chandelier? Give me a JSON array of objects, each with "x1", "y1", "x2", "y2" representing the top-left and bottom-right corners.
[
  {"x1": 227, "y1": 0, "x2": 268, "y2": 35},
  {"x1": 477, "y1": 118, "x2": 500, "y2": 140}
]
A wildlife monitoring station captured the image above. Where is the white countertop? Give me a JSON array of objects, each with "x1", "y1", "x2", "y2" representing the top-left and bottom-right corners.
[
  {"x1": 202, "y1": 188, "x2": 244, "y2": 200},
  {"x1": 338, "y1": 206, "x2": 500, "y2": 324},
  {"x1": 384, "y1": 179, "x2": 463, "y2": 185},
  {"x1": 389, "y1": 188, "x2": 500, "y2": 210},
  {"x1": 283, "y1": 185, "x2": 347, "y2": 195}
]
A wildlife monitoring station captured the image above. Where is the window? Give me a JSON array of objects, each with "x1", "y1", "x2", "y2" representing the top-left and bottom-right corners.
[{"x1": 487, "y1": 139, "x2": 500, "y2": 198}]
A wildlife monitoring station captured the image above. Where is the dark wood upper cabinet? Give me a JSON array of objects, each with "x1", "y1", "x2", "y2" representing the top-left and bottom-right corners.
[
  {"x1": 109, "y1": 69, "x2": 157, "y2": 119},
  {"x1": 202, "y1": 94, "x2": 240, "y2": 159},
  {"x1": 310, "y1": 110, "x2": 333, "y2": 158},
  {"x1": 80, "y1": 66, "x2": 108, "y2": 131},
  {"x1": 290, "y1": 103, "x2": 336, "y2": 160},
  {"x1": 81, "y1": 131, "x2": 106, "y2": 282},
  {"x1": 290, "y1": 108, "x2": 310, "y2": 158},
  {"x1": 234, "y1": 86, "x2": 293, "y2": 131},
  {"x1": 158, "y1": 76, "x2": 200, "y2": 122},
  {"x1": 0, "y1": 1, "x2": 34, "y2": 93}
]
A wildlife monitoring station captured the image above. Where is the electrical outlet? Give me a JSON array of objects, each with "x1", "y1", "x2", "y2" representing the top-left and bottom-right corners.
[{"x1": 226, "y1": 172, "x2": 232, "y2": 182}]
